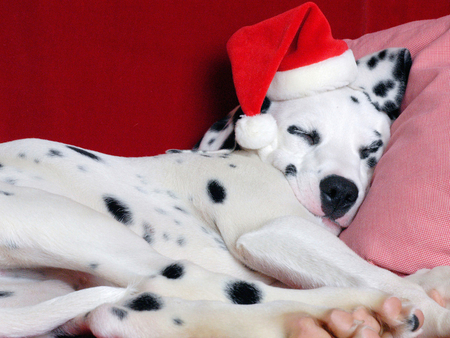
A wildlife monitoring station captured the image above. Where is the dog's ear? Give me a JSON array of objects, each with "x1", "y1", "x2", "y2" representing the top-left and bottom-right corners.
[
  {"x1": 194, "y1": 106, "x2": 241, "y2": 151},
  {"x1": 351, "y1": 48, "x2": 412, "y2": 120},
  {"x1": 195, "y1": 98, "x2": 270, "y2": 151}
]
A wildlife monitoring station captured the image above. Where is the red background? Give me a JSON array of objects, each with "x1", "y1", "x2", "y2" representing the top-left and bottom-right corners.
[{"x1": 1, "y1": 0, "x2": 449, "y2": 156}]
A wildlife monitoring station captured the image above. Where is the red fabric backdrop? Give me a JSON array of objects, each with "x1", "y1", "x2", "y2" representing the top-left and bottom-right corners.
[{"x1": 1, "y1": 0, "x2": 449, "y2": 156}]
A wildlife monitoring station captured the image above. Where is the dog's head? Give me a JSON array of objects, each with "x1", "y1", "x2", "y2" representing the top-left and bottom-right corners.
[{"x1": 197, "y1": 48, "x2": 412, "y2": 234}]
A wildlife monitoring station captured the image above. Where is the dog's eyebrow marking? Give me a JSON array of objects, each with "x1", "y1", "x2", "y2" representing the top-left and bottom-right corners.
[
  {"x1": 126, "y1": 292, "x2": 163, "y2": 311},
  {"x1": 287, "y1": 125, "x2": 320, "y2": 145},
  {"x1": 285, "y1": 164, "x2": 298, "y2": 177},
  {"x1": 360, "y1": 140, "x2": 383, "y2": 159},
  {"x1": 103, "y1": 195, "x2": 133, "y2": 225},
  {"x1": 66, "y1": 145, "x2": 103, "y2": 162},
  {"x1": 0, "y1": 291, "x2": 14, "y2": 298},
  {"x1": 161, "y1": 263, "x2": 185, "y2": 279},
  {"x1": 207, "y1": 179, "x2": 226, "y2": 204},
  {"x1": 111, "y1": 307, "x2": 128, "y2": 320},
  {"x1": 225, "y1": 281, "x2": 262, "y2": 305}
]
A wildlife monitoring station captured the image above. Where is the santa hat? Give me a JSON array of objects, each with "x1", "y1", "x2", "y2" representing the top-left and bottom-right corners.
[{"x1": 228, "y1": 2, "x2": 358, "y2": 150}]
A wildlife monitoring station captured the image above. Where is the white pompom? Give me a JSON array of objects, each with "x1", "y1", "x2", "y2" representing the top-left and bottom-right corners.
[{"x1": 235, "y1": 114, "x2": 277, "y2": 150}]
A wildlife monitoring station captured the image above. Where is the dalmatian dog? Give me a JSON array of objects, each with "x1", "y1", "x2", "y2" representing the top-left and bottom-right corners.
[{"x1": 0, "y1": 48, "x2": 450, "y2": 338}]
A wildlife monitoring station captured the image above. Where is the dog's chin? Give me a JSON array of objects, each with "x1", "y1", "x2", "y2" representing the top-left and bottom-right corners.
[{"x1": 319, "y1": 217, "x2": 344, "y2": 236}]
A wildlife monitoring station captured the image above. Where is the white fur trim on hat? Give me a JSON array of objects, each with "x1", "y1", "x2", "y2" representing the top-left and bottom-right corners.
[
  {"x1": 267, "y1": 50, "x2": 358, "y2": 101},
  {"x1": 235, "y1": 114, "x2": 277, "y2": 150}
]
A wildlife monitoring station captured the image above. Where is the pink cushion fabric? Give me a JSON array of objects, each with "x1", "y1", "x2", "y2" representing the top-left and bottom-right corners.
[{"x1": 340, "y1": 15, "x2": 450, "y2": 276}]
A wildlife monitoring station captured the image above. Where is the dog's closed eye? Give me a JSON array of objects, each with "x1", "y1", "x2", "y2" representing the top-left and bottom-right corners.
[{"x1": 287, "y1": 125, "x2": 320, "y2": 146}]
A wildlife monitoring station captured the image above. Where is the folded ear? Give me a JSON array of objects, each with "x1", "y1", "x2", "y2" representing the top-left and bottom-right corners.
[{"x1": 351, "y1": 48, "x2": 412, "y2": 120}]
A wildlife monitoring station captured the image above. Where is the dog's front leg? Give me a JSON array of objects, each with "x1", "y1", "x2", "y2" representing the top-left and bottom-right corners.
[
  {"x1": 234, "y1": 216, "x2": 402, "y2": 290},
  {"x1": 234, "y1": 215, "x2": 450, "y2": 338}
]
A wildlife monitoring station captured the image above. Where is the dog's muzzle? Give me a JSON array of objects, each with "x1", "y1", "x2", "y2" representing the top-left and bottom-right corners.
[{"x1": 320, "y1": 175, "x2": 358, "y2": 221}]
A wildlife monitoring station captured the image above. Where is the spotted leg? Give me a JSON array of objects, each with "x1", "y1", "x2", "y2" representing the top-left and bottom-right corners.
[
  {"x1": 0, "y1": 184, "x2": 422, "y2": 337},
  {"x1": 52, "y1": 291, "x2": 422, "y2": 338}
]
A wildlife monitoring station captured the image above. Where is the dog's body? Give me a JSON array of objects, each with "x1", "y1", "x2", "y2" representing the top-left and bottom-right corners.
[{"x1": 1, "y1": 48, "x2": 450, "y2": 338}]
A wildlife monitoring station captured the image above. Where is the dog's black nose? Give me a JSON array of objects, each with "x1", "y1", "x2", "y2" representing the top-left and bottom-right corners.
[{"x1": 320, "y1": 175, "x2": 358, "y2": 220}]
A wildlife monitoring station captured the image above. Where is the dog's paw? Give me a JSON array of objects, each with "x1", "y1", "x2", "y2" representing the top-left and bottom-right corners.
[
  {"x1": 286, "y1": 297, "x2": 423, "y2": 338},
  {"x1": 405, "y1": 266, "x2": 450, "y2": 309}
]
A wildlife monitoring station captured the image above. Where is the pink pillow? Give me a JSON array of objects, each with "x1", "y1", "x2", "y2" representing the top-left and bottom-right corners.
[{"x1": 340, "y1": 15, "x2": 450, "y2": 276}]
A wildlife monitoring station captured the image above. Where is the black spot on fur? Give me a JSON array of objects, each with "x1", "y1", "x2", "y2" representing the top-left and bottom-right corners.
[
  {"x1": 350, "y1": 96, "x2": 359, "y2": 103},
  {"x1": 226, "y1": 281, "x2": 262, "y2": 305},
  {"x1": 89, "y1": 263, "x2": 99, "y2": 270},
  {"x1": 66, "y1": 145, "x2": 102, "y2": 162},
  {"x1": 0, "y1": 191, "x2": 14, "y2": 196},
  {"x1": 174, "y1": 206, "x2": 188, "y2": 214},
  {"x1": 143, "y1": 223, "x2": 154, "y2": 244},
  {"x1": 382, "y1": 100, "x2": 399, "y2": 120},
  {"x1": 173, "y1": 318, "x2": 184, "y2": 326},
  {"x1": 161, "y1": 263, "x2": 184, "y2": 279},
  {"x1": 103, "y1": 195, "x2": 133, "y2": 225},
  {"x1": 126, "y1": 293, "x2": 163, "y2": 311},
  {"x1": 378, "y1": 49, "x2": 387, "y2": 60},
  {"x1": 367, "y1": 56, "x2": 379, "y2": 69},
  {"x1": 373, "y1": 80, "x2": 395, "y2": 97},
  {"x1": 285, "y1": 164, "x2": 297, "y2": 177},
  {"x1": 229, "y1": 164, "x2": 237, "y2": 168},
  {"x1": 48, "y1": 149, "x2": 63, "y2": 157},
  {"x1": 367, "y1": 157, "x2": 378, "y2": 168},
  {"x1": 18, "y1": 153, "x2": 26, "y2": 158},
  {"x1": 166, "y1": 149, "x2": 182, "y2": 154},
  {"x1": 0, "y1": 291, "x2": 14, "y2": 297},
  {"x1": 207, "y1": 180, "x2": 226, "y2": 203},
  {"x1": 207, "y1": 138, "x2": 216, "y2": 145},
  {"x1": 260, "y1": 97, "x2": 271, "y2": 113},
  {"x1": 176, "y1": 237, "x2": 186, "y2": 246},
  {"x1": 155, "y1": 207, "x2": 167, "y2": 215},
  {"x1": 111, "y1": 307, "x2": 128, "y2": 320}
]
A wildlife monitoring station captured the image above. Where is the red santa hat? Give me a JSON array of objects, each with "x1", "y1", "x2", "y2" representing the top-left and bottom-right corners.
[{"x1": 228, "y1": 2, "x2": 358, "y2": 150}]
